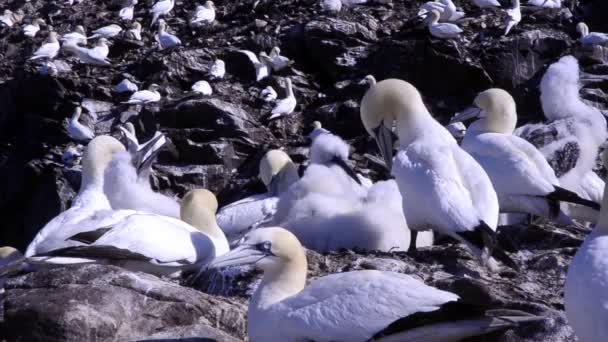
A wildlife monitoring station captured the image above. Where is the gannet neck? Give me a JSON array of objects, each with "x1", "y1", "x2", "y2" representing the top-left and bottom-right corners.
[
  {"x1": 79, "y1": 136, "x2": 126, "y2": 194},
  {"x1": 71, "y1": 107, "x2": 82, "y2": 122},
  {"x1": 180, "y1": 189, "x2": 227, "y2": 241},
  {"x1": 285, "y1": 78, "x2": 294, "y2": 97},
  {"x1": 158, "y1": 20, "x2": 166, "y2": 32},
  {"x1": 472, "y1": 88, "x2": 517, "y2": 134},
  {"x1": 428, "y1": 10, "x2": 440, "y2": 25},
  {"x1": 259, "y1": 150, "x2": 299, "y2": 194},
  {"x1": 577, "y1": 22, "x2": 589, "y2": 37}
]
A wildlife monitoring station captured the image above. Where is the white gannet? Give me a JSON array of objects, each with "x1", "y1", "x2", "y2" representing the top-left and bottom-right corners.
[
  {"x1": 216, "y1": 149, "x2": 299, "y2": 239},
  {"x1": 259, "y1": 86, "x2": 277, "y2": 103},
  {"x1": 576, "y1": 22, "x2": 608, "y2": 47},
  {"x1": 209, "y1": 227, "x2": 542, "y2": 342},
  {"x1": 119, "y1": 0, "x2": 138, "y2": 21},
  {"x1": 88, "y1": 24, "x2": 122, "y2": 39},
  {"x1": 266, "y1": 46, "x2": 292, "y2": 72},
  {"x1": 208, "y1": 59, "x2": 225, "y2": 79},
  {"x1": 0, "y1": 247, "x2": 23, "y2": 293},
  {"x1": 515, "y1": 56, "x2": 607, "y2": 224},
  {"x1": 61, "y1": 25, "x2": 87, "y2": 46},
  {"x1": 269, "y1": 78, "x2": 297, "y2": 120},
  {"x1": 23, "y1": 18, "x2": 45, "y2": 38},
  {"x1": 126, "y1": 21, "x2": 142, "y2": 41},
  {"x1": 418, "y1": 0, "x2": 464, "y2": 22},
  {"x1": 29, "y1": 31, "x2": 60, "y2": 61},
  {"x1": 361, "y1": 78, "x2": 516, "y2": 270},
  {"x1": 504, "y1": 0, "x2": 521, "y2": 36},
  {"x1": 445, "y1": 121, "x2": 467, "y2": 140},
  {"x1": 92, "y1": 38, "x2": 110, "y2": 59},
  {"x1": 150, "y1": 0, "x2": 174, "y2": 27},
  {"x1": 321, "y1": 0, "x2": 342, "y2": 12},
  {"x1": 0, "y1": 9, "x2": 23, "y2": 27},
  {"x1": 115, "y1": 78, "x2": 139, "y2": 93},
  {"x1": 67, "y1": 106, "x2": 95, "y2": 142},
  {"x1": 451, "y1": 88, "x2": 599, "y2": 224},
  {"x1": 63, "y1": 39, "x2": 111, "y2": 66},
  {"x1": 237, "y1": 49, "x2": 269, "y2": 82},
  {"x1": 123, "y1": 84, "x2": 161, "y2": 104},
  {"x1": 190, "y1": 1, "x2": 216, "y2": 26},
  {"x1": 527, "y1": 0, "x2": 561, "y2": 8},
  {"x1": 427, "y1": 10, "x2": 463, "y2": 39},
  {"x1": 473, "y1": 0, "x2": 501, "y2": 8},
  {"x1": 192, "y1": 80, "x2": 212, "y2": 95},
  {"x1": 155, "y1": 19, "x2": 181, "y2": 50},
  {"x1": 565, "y1": 151, "x2": 608, "y2": 342}
]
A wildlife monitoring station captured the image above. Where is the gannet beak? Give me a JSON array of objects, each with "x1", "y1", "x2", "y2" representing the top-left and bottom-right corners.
[
  {"x1": 208, "y1": 244, "x2": 267, "y2": 269},
  {"x1": 372, "y1": 122, "x2": 395, "y2": 171},
  {"x1": 450, "y1": 106, "x2": 482, "y2": 124},
  {"x1": 331, "y1": 156, "x2": 362, "y2": 185}
]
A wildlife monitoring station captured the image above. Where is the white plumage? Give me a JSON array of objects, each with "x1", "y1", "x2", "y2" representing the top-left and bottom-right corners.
[
  {"x1": 321, "y1": 0, "x2": 342, "y2": 12},
  {"x1": 115, "y1": 78, "x2": 139, "y2": 93},
  {"x1": 23, "y1": 19, "x2": 44, "y2": 38},
  {"x1": 427, "y1": 10, "x2": 462, "y2": 39},
  {"x1": 67, "y1": 107, "x2": 95, "y2": 142},
  {"x1": 29, "y1": 32, "x2": 60, "y2": 61},
  {"x1": 119, "y1": 0, "x2": 138, "y2": 21},
  {"x1": 269, "y1": 78, "x2": 297, "y2": 120},
  {"x1": 237, "y1": 49, "x2": 269, "y2": 82},
  {"x1": 418, "y1": 0, "x2": 464, "y2": 22},
  {"x1": 473, "y1": 0, "x2": 501, "y2": 8},
  {"x1": 123, "y1": 84, "x2": 161, "y2": 104},
  {"x1": 259, "y1": 86, "x2": 277, "y2": 102},
  {"x1": 63, "y1": 39, "x2": 110, "y2": 66},
  {"x1": 88, "y1": 24, "x2": 122, "y2": 39},
  {"x1": 61, "y1": 26, "x2": 87, "y2": 46},
  {"x1": 265, "y1": 47, "x2": 292, "y2": 72},
  {"x1": 577, "y1": 22, "x2": 608, "y2": 47},
  {"x1": 155, "y1": 19, "x2": 181, "y2": 50},
  {"x1": 527, "y1": 0, "x2": 561, "y2": 8},
  {"x1": 191, "y1": 80, "x2": 213, "y2": 95},
  {"x1": 190, "y1": 1, "x2": 216, "y2": 26},
  {"x1": 150, "y1": 0, "x2": 174, "y2": 27},
  {"x1": 126, "y1": 21, "x2": 142, "y2": 41},
  {"x1": 504, "y1": 0, "x2": 521, "y2": 36},
  {"x1": 208, "y1": 59, "x2": 225, "y2": 79}
]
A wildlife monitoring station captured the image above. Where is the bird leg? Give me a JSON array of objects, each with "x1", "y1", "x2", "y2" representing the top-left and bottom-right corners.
[{"x1": 408, "y1": 230, "x2": 418, "y2": 252}]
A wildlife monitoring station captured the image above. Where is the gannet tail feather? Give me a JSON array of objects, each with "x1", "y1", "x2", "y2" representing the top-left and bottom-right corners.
[{"x1": 547, "y1": 186, "x2": 601, "y2": 211}]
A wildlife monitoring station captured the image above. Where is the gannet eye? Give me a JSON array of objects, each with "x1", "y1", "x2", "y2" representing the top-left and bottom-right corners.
[{"x1": 256, "y1": 241, "x2": 272, "y2": 253}]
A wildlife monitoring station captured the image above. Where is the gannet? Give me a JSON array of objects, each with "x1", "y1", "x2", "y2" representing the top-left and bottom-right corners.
[
  {"x1": 504, "y1": 0, "x2": 521, "y2": 36},
  {"x1": 237, "y1": 49, "x2": 269, "y2": 82},
  {"x1": 216, "y1": 149, "x2": 299, "y2": 239},
  {"x1": 565, "y1": 151, "x2": 608, "y2": 342},
  {"x1": 92, "y1": 38, "x2": 110, "y2": 59},
  {"x1": 309, "y1": 127, "x2": 362, "y2": 185},
  {"x1": 63, "y1": 39, "x2": 111, "y2": 66},
  {"x1": 123, "y1": 84, "x2": 161, "y2": 104},
  {"x1": 266, "y1": 47, "x2": 292, "y2": 72},
  {"x1": 269, "y1": 78, "x2": 296, "y2": 120},
  {"x1": 451, "y1": 88, "x2": 599, "y2": 224},
  {"x1": 61, "y1": 25, "x2": 87, "y2": 46},
  {"x1": 150, "y1": 0, "x2": 174, "y2": 27},
  {"x1": 119, "y1": 0, "x2": 138, "y2": 21},
  {"x1": 115, "y1": 78, "x2": 138, "y2": 93},
  {"x1": 361, "y1": 78, "x2": 515, "y2": 270},
  {"x1": 527, "y1": 0, "x2": 561, "y2": 8},
  {"x1": 473, "y1": 0, "x2": 501, "y2": 8},
  {"x1": 155, "y1": 19, "x2": 181, "y2": 50},
  {"x1": 0, "y1": 9, "x2": 23, "y2": 27},
  {"x1": 23, "y1": 19, "x2": 45, "y2": 38},
  {"x1": 576, "y1": 22, "x2": 608, "y2": 47},
  {"x1": 210, "y1": 227, "x2": 542, "y2": 341},
  {"x1": 309, "y1": 120, "x2": 330, "y2": 140},
  {"x1": 418, "y1": 0, "x2": 464, "y2": 22},
  {"x1": 29, "y1": 32, "x2": 60, "y2": 61},
  {"x1": 67, "y1": 106, "x2": 95, "y2": 142},
  {"x1": 126, "y1": 21, "x2": 142, "y2": 41},
  {"x1": 445, "y1": 121, "x2": 467, "y2": 140},
  {"x1": 321, "y1": 0, "x2": 342, "y2": 12},
  {"x1": 259, "y1": 86, "x2": 277, "y2": 102},
  {"x1": 118, "y1": 123, "x2": 166, "y2": 188},
  {"x1": 0, "y1": 247, "x2": 23, "y2": 293},
  {"x1": 88, "y1": 24, "x2": 122, "y2": 39},
  {"x1": 427, "y1": 10, "x2": 462, "y2": 39},
  {"x1": 192, "y1": 80, "x2": 212, "y2": 95},
  {"x1": 208, "y1": 59, "x2": 225, "y2": 79},
  {"x1": 515, "y1": 56, "x2": 607, "y2": 224},
  {"x1": 190, "y1": 1, "x2": 215, "y2": 26}
]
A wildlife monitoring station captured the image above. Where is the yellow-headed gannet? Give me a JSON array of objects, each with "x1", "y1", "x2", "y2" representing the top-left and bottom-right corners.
[
  {"x1": 67, "y1": 106, "x2": 95, "y2": 142},
  {"x1": 0, "y1": 246, "x2": 24, "y2": 293},
  {"x1": 29, "y1": 31, "x2": 60, "y2": 61},
  {"x1": 63, "y1": 38, "x2": 111, "y2": 66},
  {"x1": 61, "y1": 25, "x2": 87, "y2": 46},
  {"x1": 504, "y1": 0, "x2": 521, "y2": 36},
  {"x1": 577, "y1": 22, "x2": 608, "y2": 47},
  {"x1": 190, "y1": 1, "x2": 216, "y2": 26},
  {"x1": 150, "y1": 0, "x2": 174, "y2": 27},
  {"x1": 123, "y1": 83, "x2": 162, "y2": 104},
  {"x1": 265, "y1": 47, "x2": 293, "y2": 72},
  {"x1": 418, "y1": 0, "x2": 464, "y2": 22},
  {"x1": 427, "y1": 10, "x2": 462, "y2": 39},
  {"x1": 269, "y1": 78, "x2": 296, "y2": 120}
]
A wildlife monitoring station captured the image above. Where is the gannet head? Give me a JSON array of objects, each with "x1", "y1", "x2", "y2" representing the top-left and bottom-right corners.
[
  {"x1": 259, "y1": 149, "x2": 299, "y2": 195},
  {"x1": 124, "y1": 122, "x2": 136, "y2": 135},
  {"x1": 34, "y1": 18, "x2": 46, "y2": 26},
  {"x1": 75, "y1": 25, "x2": 85, "y2": 35},
  {"x1": 132, "y1": 21, "x2": 142, "y2": 30},
  {"x1": 148, "y1": 83, "x2": 161, "y2": 92},
  {"x1": 214, "y1": 59, "x2": 225, "y2": 67},
  {"x1": 312, "y1": 121, "x2": 322, "y2": 129},
  {"x1": 81, "y1": 136, "x2": 126, "y2": 189},
  {"x1": 180, "y1": 189, "x2": 226, "y2": 241},
  {"x1": 428, "y1": 9, "x2": 441, "y2": 25},
  {"x1": 358, "y1": 74, "x2": 377, "y2": 86},
  {"x1": 204, "y1": 1, "x2": 215, "y2": 8},
  {"x1": 451, "y1": 88, "x2": 517, "y2": 134},
  {"x1": 576, "y1": 22, "x2": 589, "y2": 37},
  {"x1": 360, "y1": 78, "x2": 429, "y2": 169},
  {"x1": 157, "y1": 19, "x2": 167, "y2": 32},
  {"x1": 0, "y1": 246, "x2": 22, "y2": 261},
  {"x1": 271, "y1": 46, "x2": 281, "y2": 56}
]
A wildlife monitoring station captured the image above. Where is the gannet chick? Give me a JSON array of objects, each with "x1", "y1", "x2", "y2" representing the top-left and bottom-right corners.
[
  {"x1": 452, "y1": 88, "x2": 599, "y2": 224},
  {"x1": 473, "y1": 0, "x2": 501, "y2": 8},
  {"x1": 310, "y1": 127, "x2": 362, "y2": 185},
  {"x1": 208, "y1": 59, "x2": 225, "y2": 79},
  {"x1": 210, "y1": 227, "x2": 542, "y2": 341},
  {"x1": 155, "y1": 19, "x2": 181, "y2": 50},
  {"x1": 259, "y1": 86, "x2": 277, "y2": 103},
  {"x1": 67, "y1": 106, "x2": 95, "y2": 142},
  {"x1": 503, "y1": 0, "x2": 521, "y2": 36},
  {"x1": 29, "y1": 32, "x2": 60, "y2": 61},
  {"x1": 237, "y1": 50, "x2": 269, "y2": 82},
  {"x1": 150, "y1": 0, "x2": 174, "y2": 27},
  {"x1": 62, "y1": 144, "x2": 84, "y2": 166},
  {"x1": 23, "y1": 18, "x2": 45, "y2": 38},
  {"x1": 269, "y1": 78, "x2": 296, "y2": 120},
  {"x1": 63, "y1": 39, "x2": 111, "y2": 66},
  {"x1": 565, "y1": 151, "x2": 608, "y2": 342},
  {"x1": 119, "y1": 0, "x2": 138, "y2": 21},
  {"x1": 216, "y1": 149, "x2": 299, "y2": 239},
  {"x1": 361, "y1": 78, "x2": 515, "y2": 270},
  {"x1": 527, "y1": 0, "x2": 561, "y2": 8},
  {"x1": 266, "y1": 47, "x2": 292, "y2": 72},
  {"x1": 321, "y1": 0, "x2": 342, "y2": 12},
  {"x1": 88, "y1": 24, "x2": 122, "y2": 39},
  {"x1": 427, "y1": 10, "x2": 463, "y2": 39},
  {"x1": 61, "y1": 25, "x2": 87, "y2": 46},
  {"x1": 123, "y1": 84, "x2": 161, "y2": 104},
  {"x1": 115, "y1": 78, "x2": 138, "y2": 93},
  {"x1": 192, "y1": 80, "x2": 212, "y2": 95},
  {"x1": 126, "y1": 21, "x2": 142, "y2": 41},
  {"x1": 576, "y1": 22, "x2": 608, "y2": 47},
  {"x1": 190, "y1": 1, "x2": 215, "y2": 26}
]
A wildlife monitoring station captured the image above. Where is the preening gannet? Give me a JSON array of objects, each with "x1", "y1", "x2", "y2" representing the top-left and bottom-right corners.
[
  {"x1": 269, "y1": 78, "x2": 296, "y2": 120},
  {"x1": 123, "y1": 84, "x2": 162, "y2": 104},
  {"x1": 67, "y1": 106, "x2": 95, "y2": 142},
  {"x1": 452, "y1": 88, "x2": 599, "y2": 224},
  {"x1": 265, "y1": 47, "x2": 293, "y2": 72},
  {"x1": 29, "y1": 32, "x2": 60, "y2": 61},
  {"x1": 209, "y1": 227, "x2": 542, "y2": 342},
  {"x1": 576, "y1": 22, "x2": 608, "y2": 47},
  {"x1": 118, "y1": 122, "x2": 166, "y2": 187},
  {"x1": 190, "y1": 1, "x2": 216, "y2": 26},
  {"x1": 23, "y1": 19, "x2": 45, "y2": 38},
  {"x1": 309, "y1": 128, "x2": 362, "y2": 186},
  {"x1": 427, "y1": 10, "x2": 462, "y2": 39},
  {"x1": 150, "y1": 0, "x2": 174, "y2": 27},
  {"x1": 361, "y1": 78, "x2": 515, "y2": 270},
  {"x1": 155, "y1": 19, "x2": 181, "y2": 50},
  {"x1": 503, "y1": 0, "x2": 521, "y2": 36},
  {"x1": 418, "y1": 0, "x2": 464, "y2": 22}
]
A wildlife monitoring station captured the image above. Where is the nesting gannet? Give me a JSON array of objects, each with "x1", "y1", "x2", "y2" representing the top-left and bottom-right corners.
[
  {"x1": 119, "y1": 0, "x2": 138, "y2": 21},
  {"x1": 88, "y1": 24, "x2": 122, "y2": 39},
  {"x1": 150, "y1": 0, "x2": 174, "y2": 27},
  {"x1": 427, "y1": 10, "x2": 462, "y2": 39},
  {"x1": 208, "y1": 59, "x2": 225, "y2": 79},
  {"x1": 473, "y1": 0, "x2": 501, "y2": 8},
  {"x1": 123, "y1": 84, "x2": 161, "y2": 104},
  {"x1": 192, "y1": 80, "x2": 213, "y2": 95},
  {"x1": 504, "y1": 0, "x2": 521, "y2": 36},
  {"x1": 266, "y1": 47, "x2": 292, "y2": 72},
  {"x1": 259, "y1": 86, "x2": 277, "y2": 103},
  {"x1": 515, "y1": 56, "x2": 607, "y2": 223},
  {"x1": 210, "y1": 227, "x2": 541, "y2": 341},
  {"x1": 361, "y1": 78, "x2": 515, "y2": 270},
  {"x1": 115, "y1": 78, "x2": 139, "y2": 93},
  {"x1": 269, "y1": 78, "x2": 296, "y2": 120},
  {"x1": 216, "y1": 150, "x2": 299, "y2": 239},
  {"x1": 67, "y1": 106, "x2": 95, "y2": 142},
  {"x1": 61, "y1": 25, "x2": 87, "y2": 46},
  {"x1": 126, "y1": 21, "x2": 142, "y2": 41},
  {"x1": 527, "y1": 0, "x2": 561, "y2": 8},
  {"x1": 118, "y1": 123, "x2": 166, "y2": 188},
  {"x1": 237, "y1": 50, "x2": 269, "y2": 82},
  {"x1": 576, "y1": 22, "x2": 608, "y2": 47},
  {"x1": 309, "y1": 127, "x2": 362, "y2": 185},
  {"x1": 155, "y1": 19, "x2": 181, "y2": 50},
  {"x1": 29, "y1": 32, "x2": 60, "y2": 61},
  {"x1": 23, "y1": 18, "x2": 45, "y2": 38},
  {"x1": 565, "y1": 151, "x2": 608, "y2": 342},
  {"x1": 418, "y1": 0, "x2": 464, "y2": 22},
  {"x1": 452, "y1": 88, "x2": 599, "y2": 224},
  {"x1": 190, "y1": 1, "x2": 215, "y2": 26},
  {"x1": 321, "y1": 0, "x2": 342, "y2": 12},
  {"x1": 63, "y1": 39, "x2": 111, "y2": 66}
]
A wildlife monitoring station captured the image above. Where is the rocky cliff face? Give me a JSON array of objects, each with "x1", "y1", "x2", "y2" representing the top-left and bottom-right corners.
[{"x1": 1, "y1": 0, "x2": 607, "y2": 340}]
